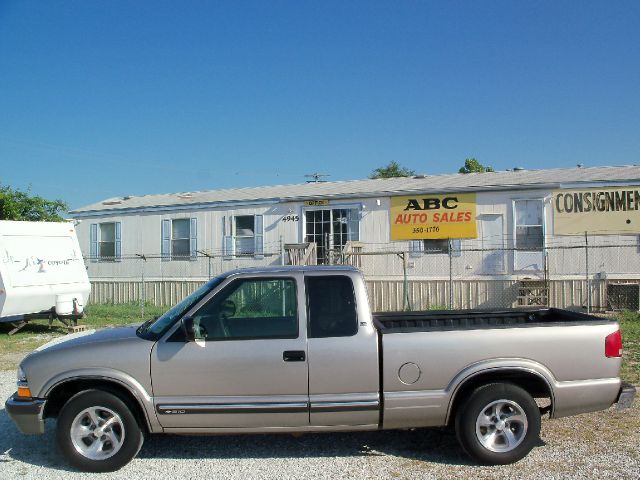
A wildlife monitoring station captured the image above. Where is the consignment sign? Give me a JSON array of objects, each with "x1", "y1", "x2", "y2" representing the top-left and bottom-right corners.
[
  {"x1": 553, "y1": 187, "x2": 640, "y2": 235},
  {"x1": 390, "y1": 193, "x2": 477, "y2": 240}
]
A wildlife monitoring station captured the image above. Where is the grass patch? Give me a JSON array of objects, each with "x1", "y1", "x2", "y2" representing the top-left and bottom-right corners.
[
  {"x1": 81, "y1": 303, "x2": 168, "y2": 328},
  {"x1": 618, "y1": 310, "x2": 640, "y2": 385}
]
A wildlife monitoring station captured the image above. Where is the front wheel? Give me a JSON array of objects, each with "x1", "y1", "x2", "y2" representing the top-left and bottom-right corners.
[
  {"x1": 56, "y1": 389, "x2": 143, "y2": 472},
  {"x1": 455, "y1": 382, "x2": 541, "y2": 465}
]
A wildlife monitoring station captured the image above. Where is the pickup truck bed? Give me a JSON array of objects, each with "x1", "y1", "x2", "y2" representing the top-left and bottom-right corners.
[
  {"x1": 373, "y1": 308, "x2": 612, "y2": 333},
  {"x1": 376, "y1": 305, "x2": 622, "y2": 431}
]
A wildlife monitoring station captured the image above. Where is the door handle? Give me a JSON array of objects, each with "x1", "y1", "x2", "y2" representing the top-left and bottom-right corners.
[{"x1": 283, "y1": 350, "x2": 306, "y2": 362}]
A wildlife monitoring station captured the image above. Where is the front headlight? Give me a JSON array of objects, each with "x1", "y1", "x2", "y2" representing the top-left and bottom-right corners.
[{"x1": 17, "y1": 366, "x2": 27, "y2": 383}]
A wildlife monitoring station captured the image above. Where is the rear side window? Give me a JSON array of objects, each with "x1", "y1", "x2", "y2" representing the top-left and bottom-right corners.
[{"x1": 306, "y1": 276, "x2": 358, "y2": 338}]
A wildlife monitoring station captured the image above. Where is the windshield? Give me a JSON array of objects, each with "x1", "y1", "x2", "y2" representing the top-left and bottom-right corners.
[{"x1": 138, "y1": 275, "x2": 225, "y2": 339}]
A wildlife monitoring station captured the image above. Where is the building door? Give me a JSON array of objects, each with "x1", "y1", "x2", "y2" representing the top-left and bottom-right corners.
[
  {"x1": 479, "y1": 214, "x2": 505, "y2": 274},
  {"x1": 304, "y1": 208, "x2": 359, "y2": 264}
]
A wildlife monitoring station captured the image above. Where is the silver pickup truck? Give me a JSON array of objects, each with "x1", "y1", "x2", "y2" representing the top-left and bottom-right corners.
[{"x1": 6, "y1": 266, "x2": 636, "y2": 472}]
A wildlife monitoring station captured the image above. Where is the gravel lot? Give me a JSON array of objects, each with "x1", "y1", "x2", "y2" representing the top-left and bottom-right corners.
[{"x1": 0, "y1": 370, "x2": 638, "y2": 480}]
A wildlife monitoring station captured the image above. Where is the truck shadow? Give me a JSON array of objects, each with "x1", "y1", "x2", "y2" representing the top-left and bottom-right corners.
[
  {"x1": 0, "y1": 407, "x2": 546, "y2": 472},
  {"x1": 140, "y1": 428, "x2": 473, "y2": 465}
]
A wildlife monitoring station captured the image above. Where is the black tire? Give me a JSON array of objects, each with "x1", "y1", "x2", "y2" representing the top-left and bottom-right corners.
[
  {"x1": 56, "y1": 389, "x2": 143, "y2": 472},
  {"x1": 455, "y1": 382, "x2": 541, "y2": 465}
]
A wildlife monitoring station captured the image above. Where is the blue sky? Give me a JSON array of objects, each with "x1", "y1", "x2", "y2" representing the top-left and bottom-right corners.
[{"x1": 1, "y1": 1, "x2": 639, "y2": 210}]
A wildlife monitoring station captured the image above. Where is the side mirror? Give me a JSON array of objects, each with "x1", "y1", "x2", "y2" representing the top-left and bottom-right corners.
[
  {"x1": 181, "y1": 316, "x2": 196, "y2": 342},
  {"x1": 220, "y1": 299, "x2": 236, "y2": 318}
]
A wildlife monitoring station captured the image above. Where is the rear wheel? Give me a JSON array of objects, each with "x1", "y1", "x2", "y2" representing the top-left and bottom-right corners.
[
  {"x1": 455, "y1": 383, "x2": 541, "y2": 465},
  {"x1": 56, "y1": 389, "x2": 143, "y2": 472}
]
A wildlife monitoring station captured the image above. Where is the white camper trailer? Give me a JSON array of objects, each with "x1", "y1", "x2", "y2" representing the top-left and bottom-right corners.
[{"x1": 0, "y1": 220, "x2": 91, "y2": 334}]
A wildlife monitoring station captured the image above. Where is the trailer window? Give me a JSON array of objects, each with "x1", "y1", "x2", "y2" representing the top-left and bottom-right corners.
[
  {"x1": 171, "y1": 219, "x2": 191, "y2": 258},
  {"x1": 99, "y1": 223, "x2": 116, "y2": 259},
  {"x1": 306, "y1": 276, "x2": 358, "y2": 338},
  {"x1": 410, "y1": 239, "x2": 449, "y2": 255},
  {"x1": 234, "y1": 215, "x2": 262, "y2": 255},
  {"x1": 90, "y1": 222, "x2": 121, "y2": 262},
  {"x1": 513, "y1": 199, "x2": 545, "y2": 271},
  {"x1": 514, "y1": 200, "x2": 544, "y2": 250}
]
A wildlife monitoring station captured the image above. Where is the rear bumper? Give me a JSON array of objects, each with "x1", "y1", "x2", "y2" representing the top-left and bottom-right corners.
[
  {"x1": 615, "y1": 382, "x2": 636, "y2": 410},
  {"x1": 5, "y1": 393, "x2": 46, "y2": 434}
]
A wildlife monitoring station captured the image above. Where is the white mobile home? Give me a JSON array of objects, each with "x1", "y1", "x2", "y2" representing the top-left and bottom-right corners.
[{"x1": 70, "y1": 165, "x2": 640, "y2": 311}]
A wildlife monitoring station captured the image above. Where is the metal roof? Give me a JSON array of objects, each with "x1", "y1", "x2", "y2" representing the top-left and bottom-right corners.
[{"x1": 71, "y1": 164, "x2": 640, "y2": 216}]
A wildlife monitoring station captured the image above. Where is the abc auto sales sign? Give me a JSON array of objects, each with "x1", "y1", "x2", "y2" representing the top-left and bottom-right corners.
[{"x1": 390, "y1": 193, "x2": 477, "y2": 240}]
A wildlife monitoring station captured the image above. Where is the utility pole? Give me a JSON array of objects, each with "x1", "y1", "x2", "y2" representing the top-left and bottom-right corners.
[
  {"x1": 135, "y1": 254, "x2": 147, "y2": 319},
  {"x1": 197, "y1": 250, "x2": 214, "y2": 279}
]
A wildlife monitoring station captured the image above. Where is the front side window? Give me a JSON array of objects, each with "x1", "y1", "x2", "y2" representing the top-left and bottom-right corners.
[
  {"x1": 306, "y1": 275, "x2": 358, "y2": 338},
  {"x1": 514, "y1": 200, "x2": 544, "y2": 250},
  {"x1": 141, "y1": 276, "x2": 225, "y2": 339},
  {"x1": 192, "y1": 278, "x2": 298, "y2": 341}
]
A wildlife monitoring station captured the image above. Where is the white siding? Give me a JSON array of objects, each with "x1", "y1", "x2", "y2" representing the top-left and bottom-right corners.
[{"x1": 74, "y1": 188, "x2": 640, "y2": 282}]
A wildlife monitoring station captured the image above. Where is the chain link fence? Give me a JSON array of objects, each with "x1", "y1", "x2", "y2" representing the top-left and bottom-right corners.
[{"x1": 84, "y1": 237, "x2": 640, "y2": 314}]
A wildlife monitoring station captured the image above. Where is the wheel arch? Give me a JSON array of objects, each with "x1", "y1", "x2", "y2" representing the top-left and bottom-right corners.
[
  {"x1": 43, "y1": 377, "x2": 152, "y2": 434},
  {"x1": 446, "y1": 367, "x2": 554, "y2": 426}
]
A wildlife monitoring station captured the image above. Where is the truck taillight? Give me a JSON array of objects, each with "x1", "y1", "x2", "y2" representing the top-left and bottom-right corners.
[{"x1": 605, "y1": 330, "x2": 623, "y2": 358}]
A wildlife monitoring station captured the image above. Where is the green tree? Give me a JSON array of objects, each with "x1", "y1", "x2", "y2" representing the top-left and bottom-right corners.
[
  {"x1": 0, "y1": 185, "x2": 68, "y2": 221},
  {"x1": 459, "y1": 158, "x2": 494, "y2": 174},
  {"x1": 369, "y1": 161, "x2": 416, "y2": 179}
]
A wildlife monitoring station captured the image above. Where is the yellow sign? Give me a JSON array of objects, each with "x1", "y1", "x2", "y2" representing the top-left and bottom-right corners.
[
  {"x1": 304, "y1": 200, "x2": 329, "y2": 206},
  {"x1": 390, "y1": 193, "x2": 477, "y2": 240},
  {"x1": 553, "y1": 187, "x2": 640, "y2": 235}
]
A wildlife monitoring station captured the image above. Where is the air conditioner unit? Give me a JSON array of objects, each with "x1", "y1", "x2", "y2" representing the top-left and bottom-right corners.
[{"x1": 607, "y1": 283, "x2": 640, "y2": 311}]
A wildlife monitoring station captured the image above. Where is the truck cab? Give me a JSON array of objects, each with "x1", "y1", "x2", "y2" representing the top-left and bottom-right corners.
[{"x1": 147, "y1": 266, "x2": 380, "y2": 431}]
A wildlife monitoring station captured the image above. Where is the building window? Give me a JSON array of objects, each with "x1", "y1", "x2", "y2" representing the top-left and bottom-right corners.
[
  {"x1": 514, "y1": 200, "x2": 544, "y2": 251},
  {"x1": 235, "y1": 215, "x2": 256, "y2": 255},
  {"x1": 162, "y1": 218, "x2": 197, "y2": 260},
  {"x1": 171, "y1": 219, "x2": 191, "y2": 258},
  {"x1": 222, "y1": 215, "x2": 264, "y2": 258},
  {"x1": 304, "y1": 208, "x2": 359, "y2": 264},
  {"x1": 424, "y1": 239, "x2": 449, "y2": 254},
  {"x1": 90, "y1": 222, "x2": 121, "y2": 262},
  {"x1": 513, "y1": 199, "x2": 545, "y2": 271},
  {"x1": 409, "y1": 239, "x2": 461, "y2": 256},
  {"x1": 99, "y1": 223, "x2": 116, "y2": 259}
]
